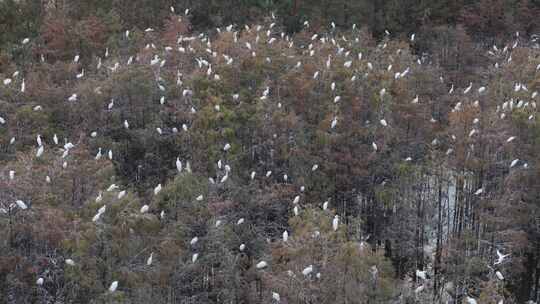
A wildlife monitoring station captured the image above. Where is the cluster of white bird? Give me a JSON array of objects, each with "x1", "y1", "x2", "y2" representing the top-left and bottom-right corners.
[{"x1": 1, "y1": 5, "x2": 539, "y2": 302}]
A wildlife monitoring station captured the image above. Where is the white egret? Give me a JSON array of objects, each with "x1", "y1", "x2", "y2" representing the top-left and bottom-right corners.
[
  {"x1": 466, "y1": 296, "x2": 477, "y2": 304},
  {"x1": 323, "y1": 201, "x2": 329, "y2": 210},
  {"x1": 331, "y1": 117, "x2": 337, "y2": 129},
  {"x1": 140, "y1": 205, "x2": 149, "y2": 213},
  {"x1": 464, "y1": 82, "x2": 473, "y2": 94},
  {"x1": 332, "y1": 215, "x2": 339, "y2": 231},
  {"x1": 36, "y1": 146, "x2": 44, "y2": 157},
  {"x1": 302, "y1": 265, "x2": 313, "y2": 276},
  {"x1": 109, "y1": 281, "x2": 118, "y2": 292},
  {"x1": 95, "y1": 148, "x2": 102, "y2": 160},
  {"x1": 117, "y1": 190, "x2": 126, "y2": 199},
  {"x1": 510, "y1": 159, "x2": 519, "y2": 168},
  {"x1": 154, "y1": 184, "x2": 162, "y2": 195},
  {"x1": 495, "y1": 249, "x2": 510, "y2": 265},
  {"x1": 16, "y1": 200, "x2": 28, "y2": 210}
]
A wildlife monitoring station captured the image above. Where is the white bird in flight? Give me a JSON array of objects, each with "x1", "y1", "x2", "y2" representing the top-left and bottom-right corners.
[{"x1": 495, "y1": 249, "x2": 510, "y2": 265}]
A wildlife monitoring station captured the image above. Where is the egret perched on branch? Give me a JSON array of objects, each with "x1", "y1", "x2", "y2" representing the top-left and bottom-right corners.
[
  {"x1": 36, "y1": 146, "x2": 44, "y2": 158},
  {"x1": 332, "y1": 215, "x2": 339, "y2": 231},
  {"x1": 302, "y1": 265, "x2": 313, "y2": 276},
  {"x1": 65, "y1": 259, "x2": 75, "y2": 266},
  {"x1": 109, "y1": 281, "x2": 118, "y2": 292},
  {"x1": 272, "y1": 292, "x2": 280, "y2": 302},
  {"x1": 323, "y1": 201, "x2": 329, "y2": 210},
  {"x1": 16, "y1": 200, "x2": 27, "y2": 210},
  {"x1": 331, "y1": 117, "x2": 337, "y2": 129},
  {"x1": 117, "y1": 190, "x2": 126, "y2": 199},
  {"x1": 176, "y1": 158, "x2": 183, "y2": 172},
  {"x1": 154, "y1": 184, "x2": 162, "y2": 195},
  {"x1": 464, "y1": 82, "x2": 473, "y2": 94},
  {"x1": 510, "y1": 159, "x2": 519, "y2": 168}
]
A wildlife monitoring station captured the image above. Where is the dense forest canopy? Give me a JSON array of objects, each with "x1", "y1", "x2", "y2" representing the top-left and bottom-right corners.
[{"x1": 1, "y1": 0, "x2": 540, "y2": 303}]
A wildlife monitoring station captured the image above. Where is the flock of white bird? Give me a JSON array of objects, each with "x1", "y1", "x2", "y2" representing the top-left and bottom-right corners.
[{"x1": 1, "y1": 5, "x2": 538, "y2": 303}]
